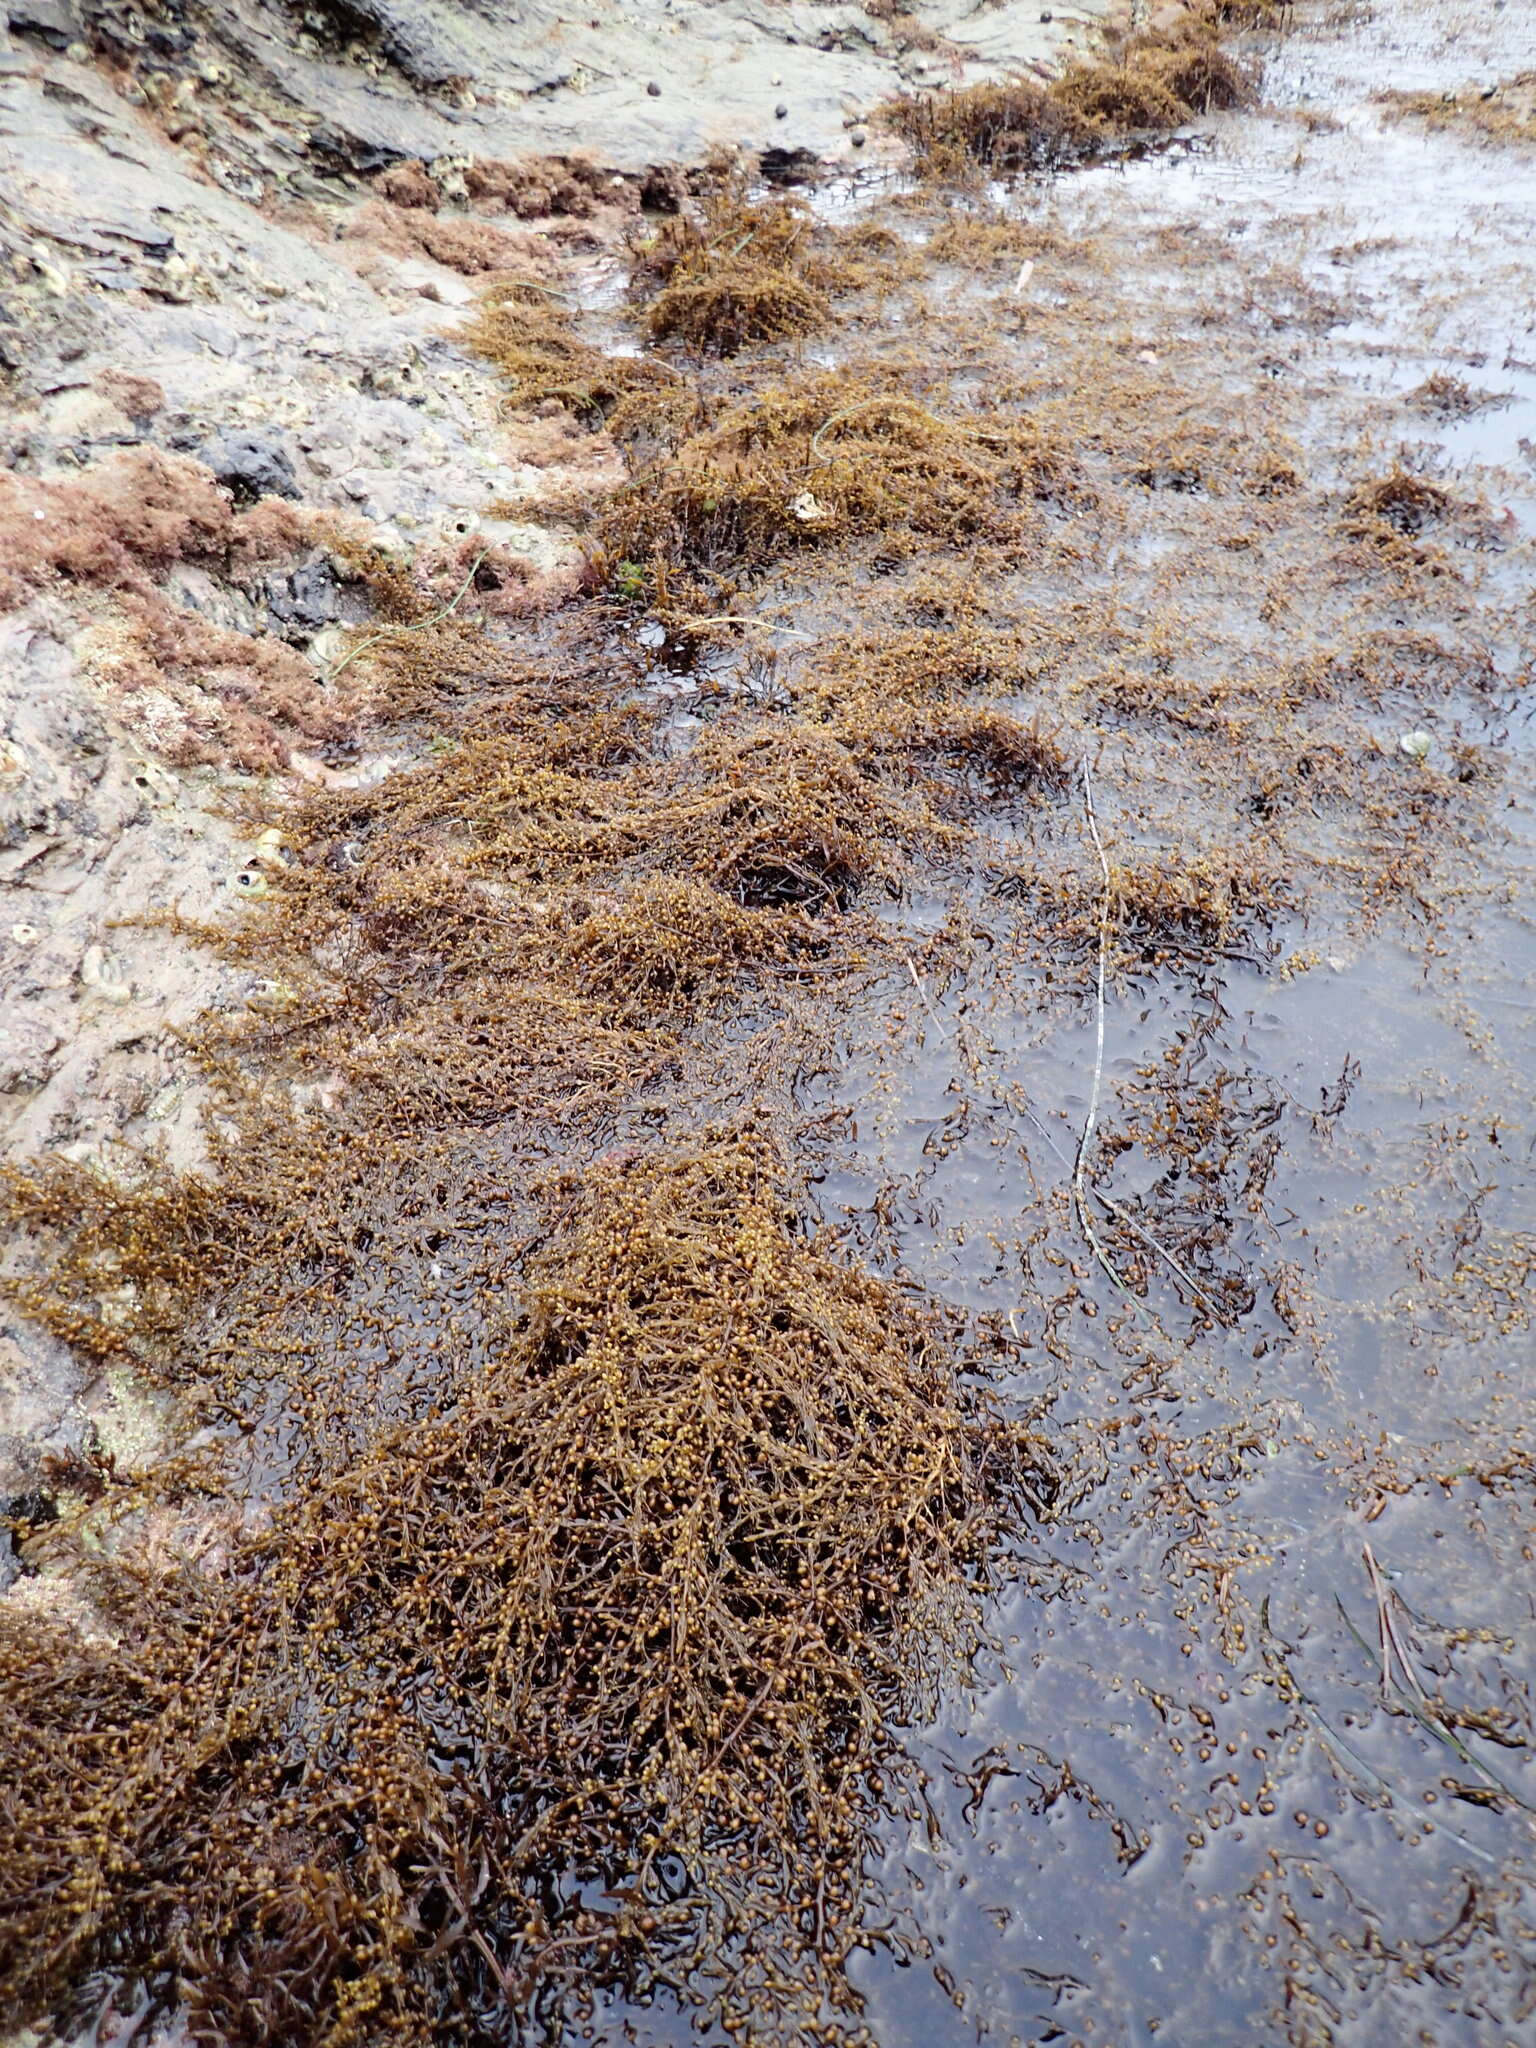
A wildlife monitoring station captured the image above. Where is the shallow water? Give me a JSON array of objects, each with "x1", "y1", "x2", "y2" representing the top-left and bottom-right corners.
[
  {"x1": 835, "y1": 8, "x2": 1536, "y2": 2041},
  {"x1": 600, "y1": 5, "x2": 1536, "y2": 2042}
]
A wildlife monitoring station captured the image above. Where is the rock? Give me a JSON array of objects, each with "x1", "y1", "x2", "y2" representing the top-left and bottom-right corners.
[
  {"x1": 4, "y1": 0, "x2": 81, "y2": 49},
  {"x1": 87, "y1": 0, "x2": 194, "y2": 59},
  {"x1": 79, "y1": 940, "x2": 132, "y2": 1004},
  {"x1": 102, "y1": 0, "x2": 1099, "y2": 173},
  {"x1": 338, "y1": 0, "x2": 478, "y2": 88},
  {"x1": 760, "y1": 146, "x2": 819, "y2": 184},
  {"x1": 39, "y1": 384, "x2": 133, "y2": 441},
  {"x1": 305, "y1": 124, "x2": 410, "y2": 177},
  {"x1": 95, "y1": 369, "x2": 165, "y2": 419},
  {"x1": 265, "y1": 557, "x2": 341, "y2": 640},
  {"x1": 0, "y1": 1013, "x2": 60, "y2": 1093},
  {"x1": 196, "y1": 425, "x2": 300, "y2": 505}
]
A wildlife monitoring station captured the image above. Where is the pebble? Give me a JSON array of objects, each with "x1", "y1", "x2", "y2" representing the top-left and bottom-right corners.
[
  {"x1": 198, "y1": 425, "x2": 300, "y2": 504},
  {"x1": 80, "y1": 945, "x2": 132, "y2": 1006}
]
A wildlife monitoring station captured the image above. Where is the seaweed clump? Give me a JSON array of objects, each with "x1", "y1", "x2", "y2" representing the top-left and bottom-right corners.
[
  {"x1": 1052, "y1": 27, "x2": 1252, "y2": 130},
  {"x1": 839, "y1": 702, "x2": 1069, "y2": 816},
  {"x1": 0, "y1": 450, "x2": 359, "y2": 767},
  {"x1": 598, "y1": 370, "x2": 1070, "y2": 578},
  {"x1": 0, "y1": 1130, "x2": 1047, "y2": 2045},
  {"x1": 883, "y1": 15, "x2": 1254, "y2": 175},
  {"x1": 639, "y1": 193, "x2": 838, "y2": 354},
  {"x1": 995, "y1": 848, "x2": 1284, "y2": 970},
  {"x1": 1406, "y1": 372, "x2": 1509, "y2": 421},
  {"x1": 0, "y1": 416, "x2": 1066, "y2": 2022},
  {"x1": 256, "y1": 711, "x2": 919, "y2": 977},
  {"x1": 466, "y1": 280, "x2": 658, "y2": 421},
  {"x1": 1379, "y1": 73, "x2": 1536, "y2": 149},
  {"x1": 881, "y1": 76, "x2": 1094, "y2": 176},
  {"x1": 649, "y1": 262, "x2": 829, "y2": 354},
  {"x1": 0, "y1": 447, "x2": 234, "y2": 608},
  {"x1": 1341, "y1": 468, "x2": 1453, "y2": 540}
]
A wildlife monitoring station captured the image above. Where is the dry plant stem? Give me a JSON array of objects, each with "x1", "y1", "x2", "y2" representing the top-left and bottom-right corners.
[
  {"x1": 327, "y1": 547, "x2": 491, "y2": 684},
  {"x1": 1364, "y1": 1541, "x2": 1427, "y2": 1700},
  {"x1": 670, "y1": 613, "x2": 815, "y2": 641},
  {"x1": 1098, "y1": 1181, "x2": 1222, "y2": 1320},
  {"x1": 1332, "y1": 1593, "x2": 1533, "y2": 1816},
  {"x1": 938, "y1": 1002, "x2": 1216, "y2": 1333},
  {"x1": 960, "y1": 1046, "x2": 1219, "y2": 1331},
  {"x1": 1259, "y1": 1598, "x2": 1498, "y2": 1867},
  {"x1": 905, "y1": 952, "x2": 952, "y2": 1039},
  {"x1": 1073, "y1": 759, "x2": 1143, "y2": 1316},
  {"x1": 1066, "y1": 762, "x2": 1225, "y2": 1322},
  {"x1": 1343, "y1": 1551, "x2": 1536, "y2": 1817}
]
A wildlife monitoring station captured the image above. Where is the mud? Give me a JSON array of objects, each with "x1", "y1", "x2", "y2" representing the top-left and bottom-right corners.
[{"x1": 2, "y1": 0, "x2": 1535, "y2": 2044}]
